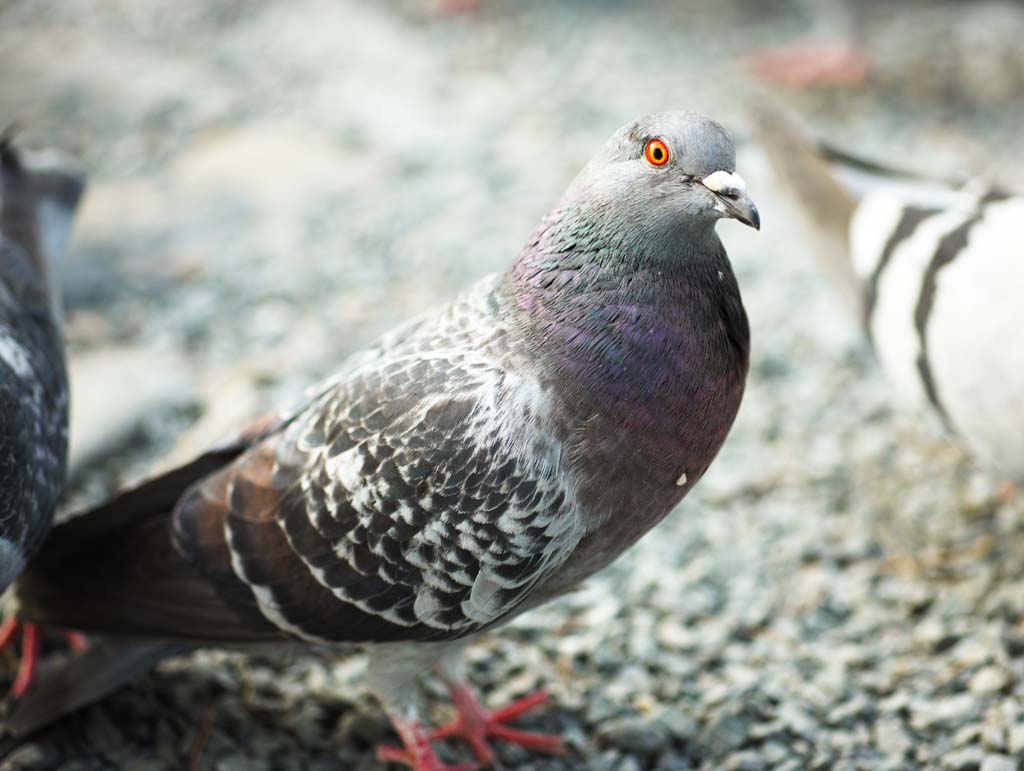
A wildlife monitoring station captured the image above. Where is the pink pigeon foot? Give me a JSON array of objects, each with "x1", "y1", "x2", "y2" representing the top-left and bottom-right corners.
[
  {"x1": 429, "y1": 684, "x2": 565, "y2": 765},
  {"x1": 434, "y1": 0, "x2": 480, "y2": 14},
  {"x1": 746, "y1": 42, "x2": 871, "y2": 89},
  {"x1": 377, "y1": 716, "x2": 477, "y2": 771}
]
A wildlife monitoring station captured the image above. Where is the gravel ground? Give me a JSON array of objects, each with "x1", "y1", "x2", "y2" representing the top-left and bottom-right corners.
[{"x1": 3, "y1": 1, "x2": 1024, "y2": 769}]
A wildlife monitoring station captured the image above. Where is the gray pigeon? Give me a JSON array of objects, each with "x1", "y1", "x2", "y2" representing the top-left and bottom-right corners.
[
  {"x1": 0, "y1": 134, "x2": 83, "y2": 696},
  {"x1": 10, "y1": 112, "x2": 758, "y2": 769},
  {"x1": 0, "y1": 134, "x2": 82, "y2": 590},
  {"x1": 753, "y1": 102, "x2": 1024, "y2": 484}
]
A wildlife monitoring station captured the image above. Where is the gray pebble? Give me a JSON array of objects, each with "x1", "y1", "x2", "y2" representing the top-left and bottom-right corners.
[
  {"x1": 122, "y1": 761, "x2": 165, "y2": 771},
  {"x1": 980, "y1": 756, "x2": 1018, "y2": 771},
  {"x1": 776, "y1": 702, "x2": 819, "y2": 741},
  {"x1": 874, "y1": 716, "x2": 912, "y2": 757},
  {"x1": 724, "y1": 750, "x2": 768, "y2": 771},
  {"x1": 657, "y1": 708, "x2": 698, "y2": 742},
  {"x1": 913, "y1": 694, "x2": 982, "y2": 730},
  {"x1": 335, "y1": 709, "x2": 391, "y2": 747},
  {"x1": 1008, "y1": 723, "x2": 1024, "y2": 755},
  {"x1": 655, "y1": 752, "x2": 692, "y2": 771},
  {"x1": 1, "y1": 744, "x2": 61, "y2": 771},
  {"x1": 954, "y1": 724, "x2": 986, "y2": 748},
  {"x1": 943, "y1": 747, "x2": 986, "y2": 771},
  {"x1": 617, "y1": 756, "x2": 643, "y2": 771},
  {"x1": 970, "y1": 666, "x2": 1012, "y2": 694},
  {"x1": 595, "y1": 714, "x2": 670, "y2": 755},
  {"x1": 216, "y1": 758, "x2": 271, "y2": 771},
  {"x1": 701, "y1": 711, "x2": 749, "y2": 755}
]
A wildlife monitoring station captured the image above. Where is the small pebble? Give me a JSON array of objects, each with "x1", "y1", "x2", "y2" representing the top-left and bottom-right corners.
[
  {"x1": 595, "y1": 714, "x2": 670, "y2": 755},
  {"x1": 980, "y1": 756, "x2": 1018, "y2": 771},
  {"x1": 943, "y1": 747, "x2": 986, "y2": 771},
  {"x1": 970, "y1": 666, "x2": 1011, "y2": 694}
]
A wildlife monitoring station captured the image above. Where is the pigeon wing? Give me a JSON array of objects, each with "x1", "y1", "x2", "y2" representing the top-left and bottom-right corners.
[{"x1": 173, "y1": 339, "x2": 580, "y2": 644}]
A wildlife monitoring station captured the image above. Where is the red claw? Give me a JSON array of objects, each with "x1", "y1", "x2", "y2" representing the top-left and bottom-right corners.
[
  {"x1": 430, "y1": 684, "x2": 565, "y2": 765},
  {"x1": 377, "y1": 717, "x2": 477, "y2": 771}
]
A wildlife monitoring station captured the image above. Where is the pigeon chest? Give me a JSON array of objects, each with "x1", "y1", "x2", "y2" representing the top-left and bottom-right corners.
[{"x1": 548, "y1": 289, "x2": 748, "y2": 501}]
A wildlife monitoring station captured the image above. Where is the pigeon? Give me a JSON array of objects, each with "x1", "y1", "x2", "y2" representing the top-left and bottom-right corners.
[
  {"x1": 752, "y1": 102, "x2": 1024, "y2": 482},
  {"x1": 0, "y1": 133, "x2": 84, "y2": 695},
  {"x1": 9, "y1": 111, "x2": 758, "y2": 770},
  {"x1": 744, "y1": 0, "x2": 872, "y2": 89}
]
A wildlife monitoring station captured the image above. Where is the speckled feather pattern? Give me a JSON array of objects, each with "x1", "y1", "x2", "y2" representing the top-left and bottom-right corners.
[
  {"x1": 170, "y1": 275, "x2": 585, "y2": 643},
  {"x1": 0, "y1": 163, "x2": 69, "y2": 590}
]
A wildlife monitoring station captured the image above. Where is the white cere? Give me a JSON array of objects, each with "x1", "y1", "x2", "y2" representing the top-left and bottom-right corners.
[{"x1": 702, "y1": 170, "x2": 747, "y2": 196}]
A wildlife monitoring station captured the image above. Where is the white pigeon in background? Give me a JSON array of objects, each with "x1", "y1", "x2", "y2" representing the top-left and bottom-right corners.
[{"x1": 752, "y1": 101, "x2": 1024, "y2": 483}]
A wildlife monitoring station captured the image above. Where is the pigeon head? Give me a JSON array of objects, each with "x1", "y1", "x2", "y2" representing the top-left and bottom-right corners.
[
  {"x1": 509, "y1": 111, "x2": 752, "y2": 448},
  {"x1": 562, "y1": 111, "x2": 759, "y2": 241}
]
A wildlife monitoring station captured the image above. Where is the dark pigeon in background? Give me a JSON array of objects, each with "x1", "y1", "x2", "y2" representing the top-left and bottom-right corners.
[
  {"x1": 0, "y1": 133, "x2": 83, "y2": 695},
  {"x1": 0, "y1": 134, "x2": 82, "y2": 589},
  {"x1": 11, "y1": 111, "x2": 758, "y2": 770}
]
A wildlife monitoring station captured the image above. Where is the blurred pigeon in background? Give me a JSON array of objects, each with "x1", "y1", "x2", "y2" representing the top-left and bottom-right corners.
[
  {"x1": 745, "y1": 0, "x2": 871, "y2": 88},
  {"x1": 9, "y1": 111, "x2": 758, "y2": 770},
  {"x1": 0, "y1": 132, "x2": 84, "y2": 694},
  {"x1": 753, "y1": 102, "x2": 1024, "y2": 485},
  {"x1": 745, "y1": 0, "x2": 1024, "y2": 107}
]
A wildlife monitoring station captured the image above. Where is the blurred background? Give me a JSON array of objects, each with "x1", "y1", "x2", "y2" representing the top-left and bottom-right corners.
[{"x1": 3, "y1": 1, "x2": 1024, "y2": 769}]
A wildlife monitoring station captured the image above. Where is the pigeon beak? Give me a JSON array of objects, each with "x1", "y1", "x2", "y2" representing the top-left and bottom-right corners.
[{"x1": 701, "y1": 170, "x2": 761, "y2": 231}]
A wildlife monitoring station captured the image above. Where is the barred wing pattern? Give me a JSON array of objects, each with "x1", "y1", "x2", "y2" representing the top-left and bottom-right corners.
[{"x1": 174, "y1": 277, "x2": 584, "y2": 644}]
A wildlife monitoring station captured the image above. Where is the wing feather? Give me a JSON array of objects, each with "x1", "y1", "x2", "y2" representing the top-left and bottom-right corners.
[{"x1": 169, "y1": 279, "x2": 582, "y2": 643}]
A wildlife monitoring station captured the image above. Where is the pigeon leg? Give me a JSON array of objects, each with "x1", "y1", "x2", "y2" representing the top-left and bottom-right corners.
[
  {"x1": 0, "y1": 620, "x2": 89, "y2": 696},
  {"x1": 368, "y1": 644, "x2": 476, "y2": 771},
  {"x1": 376, "y1": 716, "x2": 476, "y2": 771},
  {"x1": 999, "y1": 481, "x2": 1018, "y2": 503},
  {"x1": 0, "y1": 620, "x2": 41, "y2": 697},
  {"x1": 63, "y1": 630, "x2": 89, "y2": 653},
  {"x1": 429, "y1": 684, "x2": 565, "y2": 764}
]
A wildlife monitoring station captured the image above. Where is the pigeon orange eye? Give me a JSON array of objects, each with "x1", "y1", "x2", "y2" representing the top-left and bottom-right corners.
[{"x1": 644, "y1": 138, "x2": 670, "y2": 167}]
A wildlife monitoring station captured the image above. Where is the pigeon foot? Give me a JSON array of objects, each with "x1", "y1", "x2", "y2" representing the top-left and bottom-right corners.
[
  {"x1": 0, "y1": 618, "x2": 87, "y2": 696},
  {"x1": 430, "y1": 684, "x2": 565, "y2": 765},
  {"x1": 745, "y1": 42, "x2": 871, "y2": 88},
  {"x1": 434, "y1": 0, "x2": 480, "y2": 14},
  {"x1": 377, "y1": 717, "x2": 477, "y2": 771}
]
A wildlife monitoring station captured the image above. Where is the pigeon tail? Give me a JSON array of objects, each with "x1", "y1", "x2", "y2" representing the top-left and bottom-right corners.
[
  {"x1": 0, "y1": 128, "x2": 44, "y2": 279},
  {"x1": 4, "y1": 639, "x2": 188, "y2": 738},
  {"x1": 749, "y1": 99, "x2": 973, "y2": 320},
  {"x1": 747, "y1": 99, "x2": 863, "y2": 316},
  {"x1": 14, "y1": 444, "x2": 273, "y2": 640},
  {"x1": 14, "y1": 410, "x2": 298, "y2": 641},
  {"x1": 0, "y1": 129, "x2": 86, "y2": 316}
]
